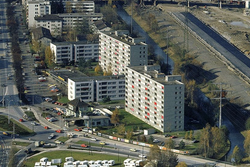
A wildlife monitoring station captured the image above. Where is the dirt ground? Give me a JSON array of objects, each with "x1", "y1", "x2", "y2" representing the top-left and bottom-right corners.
[{"x1": 146, "y1": 3, "x2": 250, "y2": 108}]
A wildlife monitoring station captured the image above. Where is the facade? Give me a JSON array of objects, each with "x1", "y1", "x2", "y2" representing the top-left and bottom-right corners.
[
  {"x1": 99, "y1": 30, "x2": 148, "y2": 75},
  {"x1": 35, "y1": 15, "x2": 63, "y2": 36},
  {"x1": 27, "y1": 1, "x2": 51, "y2": 28},
  {"x1": 50, "y1": 41, "x2": 99, "y2": 64},
  {"x1": 66, "y1": 1, "x2": 95, "y2": 13},
  {"x1": 125, "y1": 65, "x2": 184, "y2": 132},
  {"x1": 59, "y1": 13, "x2": 103, "y2": 31},
  {"x1": 50, "y1": 42, "x2": 73, "y2": 64},
  {"x1": 68, "y1": 75, "x2": 125, "y2": 102}
]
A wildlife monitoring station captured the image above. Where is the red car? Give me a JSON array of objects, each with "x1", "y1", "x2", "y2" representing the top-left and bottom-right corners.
[
  {"x1": 170, "y1": 135, "x2": 177, "y2": 139},
  {"x1": 74, "y1": 128, "x2": 82, "y2": 132},
  {"x1": 19, "y1": 119, "x2": 23, "y2": 122},
  {"x1": 81, "y1": 144, "x2": 88, "y2": 148},
  {"x1": 55, "y1": 129, "x2": 62, "y2": 133}
]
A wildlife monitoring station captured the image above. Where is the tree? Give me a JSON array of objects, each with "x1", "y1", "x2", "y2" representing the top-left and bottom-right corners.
[
  {"x1": 147, "y1": 144, "x2": 161, "y2": 161},
  {"x1": 111, "y1": 108, "x2": 119, "y2": 126},
  {"x1": 148, "y1": 136, "x2": 154, "y2": 144},
  {"x1": 165, "y1": 138, "x2": 175, "y2": 149},
  {"x1": 179, "y1": 140, "x2": 185, "y2": 149},
  {"x1": 102, "y1": 96, "x2": 111, "y2": 103},
  {"x1": 100, "y1": 6, "x2": 118, "y2": 27},
  {"x1": 117, "y1": 124, "x2": 125, "y2": 135},
  {"x1": 45, "y1": 46, "x2": 54, "y2": 67},
  {"x1": 32, "y1": 39, "x2": 40, "y2": 53},
  {"x1": 231, "y1": 145, "x2": 243, "y2": 164},
  {"x1": 147, "y1": 146, "x2": 178, "y2": 167},
  {"x1": 140, "y1": 135, "x2": 147, "y2": 142},
  {"x1": 126, "y1": 129, "x2": 133, "y2": 140},
  {"x1": 245, "y1": 117, "x2": 250, "y2": 130},
  {"x1": 65, "y1": 1, "x2": 72, "y2": 13},
  {"x1": 87, "y1": 34, "x2": 99, "y2": 42},
  {"x1": 189, "y1": 130, "x2": 194, "y2": 140},
  {"x1": 199, "y1": 123, "x2": 212, "y2": 158},
  {"x1": 95, "y1": 64, "x2": 102, "y2": 74},
  {"x1": 244, "y1": 130, "x2": 250, "y2": 157},
  {"x1": 185, "y1": 131, "x2": 188, "y2": 139},
  {"x1": 73, "y1": 18, "x2": 90, "y2": 38},
  {"x1": 176, "y1": 162, "x2": 188, "y2": 167}
]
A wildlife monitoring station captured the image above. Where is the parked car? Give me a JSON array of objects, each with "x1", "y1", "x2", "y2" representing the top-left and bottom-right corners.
[
  {"x1": 139, "y1": 154, "x2": 147, "y2": 158},
  {"x1": 55, "y1": 129, "x2": 62, "y2": 133},
  {"x1": 19, "y1": 119, "x2": 23, "y2": 122},
  {"x1": 164, "y1": 134, "x2": 171, "y2": 137},
  {"x1": 170, "y1": 135, "x2": 177, "y2": 139},
  {"x1": 74, "y1": 128, "x2": 82, "y2": 132},
  {"x1": 55, "y1": 140, "x2": 64, "y2": 144},
  {"x1": 99, "y1": 141, "x2": 106, "y2": 145},
  {"x1": 153, "y1": 139, "x2": 160, "y2": 143},
  {"x1": 31, "y1": 121, "x2": 37, "y2": 126},
  {"x1": 81, "y1": 144, "x2": 88, "y2": 148},
  {"x1": 91, "y1": 138, "x2": 97, "y2": 141}
]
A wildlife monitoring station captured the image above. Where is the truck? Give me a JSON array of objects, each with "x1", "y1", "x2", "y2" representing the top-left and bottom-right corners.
[{"x1": 35, "y1": 141, "x2": 41, "y2": 147}]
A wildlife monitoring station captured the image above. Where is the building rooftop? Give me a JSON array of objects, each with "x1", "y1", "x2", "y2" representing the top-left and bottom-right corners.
[
  {"x1": 58, "y1": 12, "x2": 103, "y2": 17},
  {"x1": 100, "y1": 30, "x2": 147, "y2": 46},
  {"x1": 51, "y1": 40, "x2": 98, "y2": 46},
  {"x1": 50, "y1": 70, "x2": 125, "y2": 82},
  {"x1": 35, "y1": 14, "x2": 63, "y2": 21},
  {"x1": 32, "y1": 27, "x2": 52, "y2": 40},
  {"x1": 128, "y1": 65, "x2": 183, "y2": 85}
]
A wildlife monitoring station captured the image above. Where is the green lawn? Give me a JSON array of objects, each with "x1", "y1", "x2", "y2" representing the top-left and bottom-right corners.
[
  {"x1": 24, "y1": 111, "x2": 37, "y2": 121},
  {"x1": 24, "y1": 150, "x2": 127, "y2": 167},
  {"x1": 57, "y1": 97, "x2": 70, "y2": 103},
  {"x1": 57, "y1": 136, "x2": 70, "y2": 143},
  {"x1": 98, "y1": 100, "x2": 125, "y2": 105},
  {"x1": 0, "y1": 115, "x2": 35, "y2": 136},
  {"x1": 12, "y1": 141, "x2": 31, "y2": 146}
]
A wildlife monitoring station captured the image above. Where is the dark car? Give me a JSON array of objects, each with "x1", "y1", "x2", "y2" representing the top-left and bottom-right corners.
[{"x1": 164, "y1": 134, "x2": 171, "y2": 137}]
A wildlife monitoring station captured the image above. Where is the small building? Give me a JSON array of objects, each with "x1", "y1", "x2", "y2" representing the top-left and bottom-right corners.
[
  {"x1": 65, "y1": 98, "x2": 91, "y2": 117},
  {"x1": 82, "y1": 115, "x2": 110, "y2": 127},
  {"x1": 31, "y1": 27, "x2": 52, "y2": 46}
]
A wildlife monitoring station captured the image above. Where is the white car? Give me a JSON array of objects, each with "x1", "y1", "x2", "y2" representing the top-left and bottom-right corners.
[
  {"x1": 139, "y1": 154, "x2": 147, "y2": 158},
  {"x1": 130, "y1": 148, "x2": 137, "y2": 152},
  {"x1": 31, "y1": 121, "x2": 37, "y2": 126},
  {"x1": 153, "y1": 139, "x2": 160, "y2": 143},
  {"x1": 91, "y1": 138, "x2": 97, "y2": 141}
]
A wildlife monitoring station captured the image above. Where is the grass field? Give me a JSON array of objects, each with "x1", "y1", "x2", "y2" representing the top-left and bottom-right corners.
[
  {"x1": 12, "y1": 141, "x2": 31, "y2": 146},
  {"x1": 57, "y1": 97, "x2": 70, "y2": 104},
  {"x1": 24, "y1": 150, "x2": 127, "y2": 167},
  {"x1": 0, "y1": 115, "x2": 34, "y2": 136}
]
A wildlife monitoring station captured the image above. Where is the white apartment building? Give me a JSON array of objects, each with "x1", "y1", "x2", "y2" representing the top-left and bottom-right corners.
[
  {"x1": 27, "y1": 1, "x2": 51, "y2": 28},
  {"x1": 50, "y1": 41, "x2": 99, "y2": 64},
  {"x1": 35, "y1": 15, "x2": 63, "y2": 36},
  {"x1": 99, "y1": 30, "x2": 148, "y2": 75},
  {"x1": 50, "y1": 42, "x2": 73, "y2": 64},
  {"x1": 125, "y1": 65, "x2": 184, "y2": 132},
  {"x1": 68, "y1": 75, "x2": 125, "y2": 102}
]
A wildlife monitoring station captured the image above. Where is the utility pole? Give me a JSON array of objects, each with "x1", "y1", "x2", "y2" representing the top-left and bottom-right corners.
[{"x1": 212, "y1": 83, "x2": 228, "y2": 128}]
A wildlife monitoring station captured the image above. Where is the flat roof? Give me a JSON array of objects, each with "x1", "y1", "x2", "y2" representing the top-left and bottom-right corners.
[
  {"x1": 100, "y1": 31, "x2": 147, "y2": 46},
  {"x1": 128, "y1": 66, "x2": 183, "y2": 85},
  {"x1": 51, "y1": 41, "x2": 98, "y2": 46},
  {"x1": 50, "y1": 70, "x2": 124, "y2": 82}
]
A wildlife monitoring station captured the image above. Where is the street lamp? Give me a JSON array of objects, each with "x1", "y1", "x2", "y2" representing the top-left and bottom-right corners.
[{"x1": 8, "y1": 100, "x2": 14, "y2": 124}]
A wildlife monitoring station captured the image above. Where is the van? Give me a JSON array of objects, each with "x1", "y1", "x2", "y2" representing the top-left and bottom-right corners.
[
  {"x1": 40, "y1": 157, "x2": 48, "y2": 163},
  {"x1": 65, "y1": 157, "x2": 74, "y2": 162},
  {"x1": 108, "y1": 160, "x2": 115, "y2": 166},
  {"x1": 102, "y1": 160, "x2": 109, "y2": 165},
  {"x1": 94, "y1": 160, "x2": 102, "y2": 165},
  {"x1": 136, "y1": 160, "x2": 143, "y2": 166},
  {"x1": 80, "y1": 160, "x2": 89, "y2": 165},
  {"x1": 123, "y1": 159, "x2": 132, "y2": 166},
  {"x1": 79, "y1": 165, "x2": 88, "y2": 167},
  {"x1": 73, "y1": 160, "x2": 81, "y2": 166},
  {"x1": 88, "y1": 160, "x2": 95, "y2": 165}
]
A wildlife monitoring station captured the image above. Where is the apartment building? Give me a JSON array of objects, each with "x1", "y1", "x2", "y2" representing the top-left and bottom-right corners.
[
  {"x1": 60, "y1": 13, "x2": 103, "y2": 31},
  {"x1": 35, "y1": 15, "x2": 63, "y2": 36},
  {"x1": 68, "y1": 75, "x2": 125, "y2": 102},
  {"x1": 50, "y1": 41, "x2": 99, "y2": 64},
  {"x1": 66, "y1": 1, "x2": 95, "y2": 13},
  {"x1": 125, "y1": 65, "x2": 184, "y2": 132},
  {"x1": 27, "y1": 1, "x2": 51, "y2": 28},
  {"x1": 99, "y1": 30, "x2": 148, "y2": 75}
]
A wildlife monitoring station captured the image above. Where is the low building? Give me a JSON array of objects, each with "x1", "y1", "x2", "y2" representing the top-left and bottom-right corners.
[
  {"x1": 31, "y1": 27, "x2": 53, "y2": 46},
  {"x1": 82, "y1": 115, "x2": 110, "y2": 127},
  {"x1": 35, "y1": 15, "x2": 63, "y2": 37},
  {"x1": 65, "y1": 98, "x2": 91, "y2": 117},
  {"x1": 68, "y1": 75, "x2": 125, "y2": 102},
  {"x1": 50, "y1": 41, "x2": 99, "y2": 64}
]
